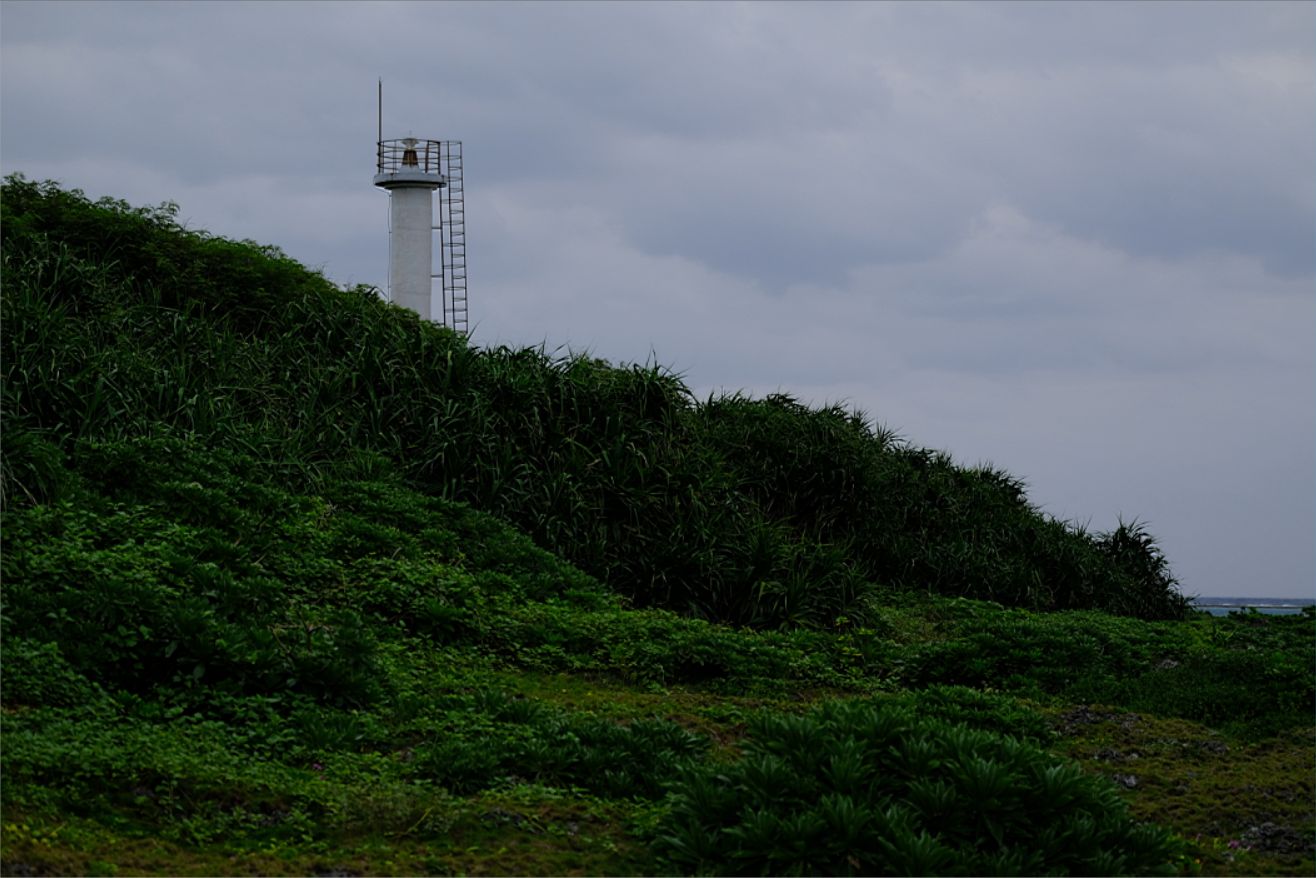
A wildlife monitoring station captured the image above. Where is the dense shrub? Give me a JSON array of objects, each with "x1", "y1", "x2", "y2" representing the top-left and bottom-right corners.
[
  {"x1": 897, "y1": 599, "x2": 1179, "y2": 690},
  {"x1": 1, "y1": 175, "x2": 1189, "y2": 623},
  {"x1": 0, "y1": 706, "x2": 440, "y2": 844},
  {"x1": 902, "y1": 614, "x2": 1129, "y2": 696},
  {"x1": 0, "y1": 438, "x2": 612, "y2": 708},
  {"x1": 893, "y1": 600, "x2": 1315, "y2": 737},
  {"x1": 0, "y1": 638, "x2": 108, "y2": 709},
  {"x1": 656, "y1": 700, "x2": 1181, "y2": 876},
  {"x1": 2, "y1": 498, "x2": 387, "y2": 707},
  {"x1": 1082, "y1": 647, "x2": 1316, "y2": 739},
  {"x1": 407, "y1": 690, "x2": 709, "y2": 798},
  {"x1": 892, "y1": 685, "x2": 1055, "y2": 743}
]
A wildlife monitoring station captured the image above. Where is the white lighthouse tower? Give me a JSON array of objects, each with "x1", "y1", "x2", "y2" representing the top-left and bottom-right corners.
[
  {"x1": 374, "y1": 137, "x2": 444, "y2": 320},
  {"x1": 374, "y1": 83, "x2": 468, "y2": 330}
]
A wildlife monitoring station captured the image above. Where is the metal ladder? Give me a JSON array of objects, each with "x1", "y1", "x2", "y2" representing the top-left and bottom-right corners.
[{"x1": 434, "y1": 141, "x2": 467, "y2": 334}]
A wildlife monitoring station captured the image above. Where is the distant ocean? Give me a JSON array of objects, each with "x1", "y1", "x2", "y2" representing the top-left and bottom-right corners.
[{"x1": 1191, "y1": 596, "x2": 1315, "y2": 617}]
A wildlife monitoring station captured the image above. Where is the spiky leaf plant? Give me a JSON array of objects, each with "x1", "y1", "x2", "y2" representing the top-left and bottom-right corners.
[{"x1": 656, "y1": 700, "x2": 1181, "y2": 876}]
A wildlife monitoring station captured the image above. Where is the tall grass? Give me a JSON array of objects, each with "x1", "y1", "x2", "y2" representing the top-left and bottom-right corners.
[{"x1": 0, "y1": 175, "x2": 1189, "y2": 623}]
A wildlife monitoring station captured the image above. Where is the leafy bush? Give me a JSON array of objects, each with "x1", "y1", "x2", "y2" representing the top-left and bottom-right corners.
[
  {"x1": 0, "y1": 638, "x2": 107, "y2": 709},
  {"x1": 474, "y1": 600, "x2": 860, "y2": 692},
  {"x1": 903, "y1": 618, "x2": 1114, "y2": 696},
  {"x1": 1084, "y1": 647, "x2": 1316, "y2": 739},
  {"x1": 408, "y1": 691, "x2": 708, "y2": 798},
  {"x1": 891, "y1": 598, "x2": 1314, "y2": 738},
  {"x1": 0, "y1": 706, "x2": 439, "y2": 844},
  {"x1": 1, "y1": 499, "x2": 385, "y2": 707},
  {"x1": 892, "y1": 685, "x2": 1055, "y2": 743},
  {"x1": 656, "y1": 700, "x2": 1181, "y2": 876},
  {"x1": 898, "y1": 601, "x2": 1183, "y2": 694}
]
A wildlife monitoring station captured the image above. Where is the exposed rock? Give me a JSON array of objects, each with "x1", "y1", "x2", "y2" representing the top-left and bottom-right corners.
[
  {"x1": 1093, "y1": 747, "x2": 1142, "y2": 762},
  {"x1": 479, "y1": 807, "x2": 541, "y2": 834},
  {"x1": 1240, "y1": 822, "x2": 1310, "y2": 855},
  {"x1": 1055, "y1": 706, "x2": 1143, "y2": 736}
]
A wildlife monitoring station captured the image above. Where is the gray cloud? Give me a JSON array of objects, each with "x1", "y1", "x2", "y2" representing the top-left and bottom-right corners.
[{"x1": 3, "y1": 0, "x2": 1311, "y2": 599}]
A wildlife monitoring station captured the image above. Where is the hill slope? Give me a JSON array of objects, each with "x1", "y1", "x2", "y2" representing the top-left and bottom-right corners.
[
  {"x1": 1, "y1": 176, "x2": 1310, "y2": 876},
  {"x1": 1, "y1": 175, "x2": 1186, "y2": 622}
]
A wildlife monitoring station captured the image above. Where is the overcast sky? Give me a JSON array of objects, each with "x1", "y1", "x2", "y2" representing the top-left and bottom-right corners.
[{"x1": 3, "y1": 0, "x2": 1312, "y2": 600}]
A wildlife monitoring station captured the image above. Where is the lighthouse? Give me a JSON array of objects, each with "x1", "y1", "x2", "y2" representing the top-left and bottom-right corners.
[
  {"x1": 373, "y1": 82, "x2": 468, "y2": 330},
  {"x1": 374, "y1": 136, "x2": 445, "y2": 320}
]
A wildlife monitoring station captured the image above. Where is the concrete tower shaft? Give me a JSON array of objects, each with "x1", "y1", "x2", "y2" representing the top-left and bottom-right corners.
[{"x1": 374, "y1": 138, "x2": 446, "y2": 321}]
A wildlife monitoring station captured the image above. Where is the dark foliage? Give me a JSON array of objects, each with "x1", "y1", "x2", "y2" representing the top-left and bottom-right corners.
[
  {"x1": 656, "y1": 701, "x2": 1182, "y2": 876},
  {"x1": 1, "y1": 175, "x2": 1189, "y2": 623}
]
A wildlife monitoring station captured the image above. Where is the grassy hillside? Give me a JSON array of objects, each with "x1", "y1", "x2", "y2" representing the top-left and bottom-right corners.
[
  {"x1": 1, "y1": 176, "x2": 1311, "y2": 876},
  {"x1": 0, "y1": 176, "x2": 1187, "y2": 623}
]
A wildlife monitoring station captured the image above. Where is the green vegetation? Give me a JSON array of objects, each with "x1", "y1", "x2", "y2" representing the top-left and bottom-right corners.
[
  {"x1": 1, "y1": 175, "x2": 1311, "y2": 876},
  {"x1": 0, "y1": 176, "x2": 1186, "y2": 623},
  {"x1": 659, "y1": 701, "x2": 1179, "y2": 876}
]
